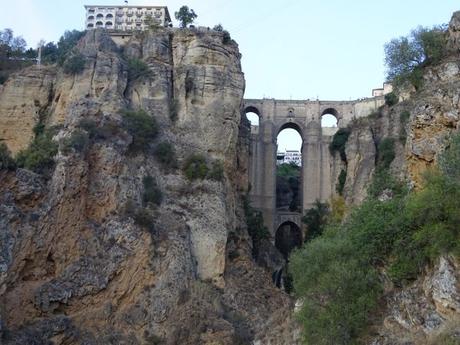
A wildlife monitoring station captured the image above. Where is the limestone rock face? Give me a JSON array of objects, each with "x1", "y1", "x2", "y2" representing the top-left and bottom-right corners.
[
  {"x1": 0, "y1": 29, "x2": 296, "y2": 345},
  {"x1": 371, "y1": 256, "x2": 460, "y2": 345}
]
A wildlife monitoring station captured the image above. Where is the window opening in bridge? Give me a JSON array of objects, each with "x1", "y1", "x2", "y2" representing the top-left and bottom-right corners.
[
  {"x1": 321, "y1": 108, "x2": 339, "y2": 127},
  {"x1": 275, "y1": 221, "x2": 302, "y2": 260},
  {"x1": 276, "y1": 126, "x2": 302, "y2": 212},
  {"x1": 321, "y1": 114, "x2": 337, "y2": 127},
  {"x1": 245, "y1": 112, "x2": 259, "y2": 126}
]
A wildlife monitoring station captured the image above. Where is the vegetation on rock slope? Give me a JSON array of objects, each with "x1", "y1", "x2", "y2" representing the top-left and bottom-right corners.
[{"x1": 291, "y1": 130, "x2": 460, "y2": 344}]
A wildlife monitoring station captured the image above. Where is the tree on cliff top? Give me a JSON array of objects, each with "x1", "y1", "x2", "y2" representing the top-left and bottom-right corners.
[
  {"x1": 384, "y1": 25, "x2": 447, "y2": 89},
  {"x1": 175, "y1": 6, "x2": 197, "y2": 28}
]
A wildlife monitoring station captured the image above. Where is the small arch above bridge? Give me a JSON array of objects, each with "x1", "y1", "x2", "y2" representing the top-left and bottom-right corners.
[{"x1": 275, "y1": 220, "x2": 302, "y2": 259}]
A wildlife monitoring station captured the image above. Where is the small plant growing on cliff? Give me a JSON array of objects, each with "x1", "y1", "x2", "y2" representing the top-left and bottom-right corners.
[
  {"x1": 0, "y1": 142, "x2": 16, "y2": 170},
  {"x1": 63, "y1": 53, "x2": 86, "y2": 75},
  {"x1": 243, "y1": 195, "x2": 270, "y2": 258},
  {"x1": 127, "y1": 58, "x2": 152, "y2": 81},
  {"x1": 154, "y1": 142, "x2": 178, "y2": 169},
  {"x1": 61, "y1": 129, "x2": 89, "y2": 154},
  {"x1": 329, "y1": 128, "x2": 351, "y2": 162},
  {"x1": 143, "y1": 175, "x2": 162, "y2": 206},
  {"x1": 16, "y1": 128, "x2": 58, "y2": 175},
  {"x1": 183, "y1": 153, "x2": 208, "y2": 180},
  {"x1": 208, "y1": 160, "x2": 224, "y2": 181},
  {"x1": 399, "y1": 111, "x2": 411, "y2": 142},
  {"x1": 175, "y1": 6, "x2": 197, "y2": 28},
  {"x1": 169, "y1": 99, "x2": 179, "y2": 122},
  {"x1": 336, "y1": 169, "x2": 347, "y2": 195},
  {"x1": 122, "y1": 109, "x2": 158, "y2": 153},
  {"x1": 124, "y1": 200, "x2": 155, "y2": 234},
  {"x1": 302, "y1": 200, "x2": 329, "y2": 242},
  {"x1": 384, "y1": 92, "x2": 398, "y2": 106},
  {"x1": 377, "y1": 137, "x2": 396, "y2": 170}
]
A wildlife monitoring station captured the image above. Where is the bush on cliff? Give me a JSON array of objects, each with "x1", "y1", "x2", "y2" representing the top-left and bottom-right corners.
[
  {"x1": 143, "y1": 175, "x2": 162, "y2": 206},
  {"x1": 154, "y1": 142, "x2": 178, "y2": 169},
  {"x1": 61, "y1": 129, "x2": 90, "y2": 154},
  {"x1": 329, "y1": 128, "x2": 351, "y2": 162},
  {"x1": 0, "y1": 143, "x2": 16, "y2": 170},
  {"x1": 16, "y1": 128, "x2": 58, "y2": 175},
  {"x1": 291, "y1": 132, "x2": 460, "y2": 344},
  {"x1": 122, "y1": 109, "x2": 158, "y2": 153},
  {"x1": 127, "y1": 58, "x2": 152, "y2": 81},
  {"x1": 183, "y1": 154, "x2": 208, "y2": 180},
  {"x1": 63, "y1": 53, "x2": 86, "y2": 75}
]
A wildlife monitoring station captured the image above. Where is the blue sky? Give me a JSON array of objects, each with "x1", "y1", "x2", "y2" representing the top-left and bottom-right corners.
[{"x1": 1, "y1": 0, "x2": 458, "y2": 150}]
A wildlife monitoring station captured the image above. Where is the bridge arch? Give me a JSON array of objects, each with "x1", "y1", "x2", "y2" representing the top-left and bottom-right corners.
[
  {"x1": 275, "y1": 221, "x2": 302, "y2": 259},
  {"x1": 321, "y1": 107, "x2": 340, "y2": 128},
  {"x1": 243, "y1": 105, "x2": 261, "y2": 127}
]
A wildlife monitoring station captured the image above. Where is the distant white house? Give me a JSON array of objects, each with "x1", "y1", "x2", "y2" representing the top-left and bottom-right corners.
[
  {"x1": 84, "y1": 5, "x2": 171, "y2": 31},
  {"x1": 277, "y1": 150, "x2": 301, "y2": 166}
]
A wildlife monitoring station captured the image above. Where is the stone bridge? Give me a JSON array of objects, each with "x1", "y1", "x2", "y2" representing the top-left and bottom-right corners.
[{"x1": 243, "y1": 97, "x2": 385, "y2": 244}]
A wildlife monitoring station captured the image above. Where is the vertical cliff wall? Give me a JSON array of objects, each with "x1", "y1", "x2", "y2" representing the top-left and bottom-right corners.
[{"x1": 0, "y1": 29, "x2": 298, "y2": 345}]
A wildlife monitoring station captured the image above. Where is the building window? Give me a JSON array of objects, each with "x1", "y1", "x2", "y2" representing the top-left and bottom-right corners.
[
  {"x1": 87, "y1": 23, "x2": 94, "y2": 28},
  {"x1": 96, "y1": 21, "x2": 103, "y2": 27},
  {"x1": 106, "y1": 13, "x2": 114, "y2": 19},
  {"x1": 88, "y1": 15, "x2": 94, "y2": 20},
  {"x1": 88, "y1": 8, "x2": 95, "y2": 13},
  {"x1": 96, "y1": 13, "x2": 104, "y2": 19}
]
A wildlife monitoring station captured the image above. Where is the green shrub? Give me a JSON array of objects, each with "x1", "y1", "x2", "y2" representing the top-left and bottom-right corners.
[
  {"x1": 377, "y1": 137, "x2": 396, "y2": 169},
  {"x1": 56, "y1": 30, "x2": 85, "y2": 65},
  {"x1": 302, "y1": 200, "x2": 329, "y2": 242},
  {"x1": 154, "y1": 142, "x2": 178, "y2": 169},
  {"x1": 329, "y1": 128, "x2": 351, "y2": 162},
  {"x1": 336, "y1": 169, "x2": 347, "y2": 195},
  {"x1": 399, "y1": 111, "x2": 411, "y2": 142},
  {"x1": 291, "y1": 132, "x2": 460, "y2": 343},
  {"x1": 16, "y1": 129, "x2": 58, "y2": 175},
  {"x1": 143, "y1": 175, "x2": 162, "y2": 206},
  {"x1": 127, "y1": 58, "x2": 152, "y2": 80},
  {"x1": 384, "y1": 92, "x2": 398, "y2": 106},
  {"x1": 121, "y1": 109, "x2": 158, "y2": 152},
  {"x1": 0, "y1": 142, "x2": 16, "y2": 170},
  {"x1": 124, "y1": 200, "x2": 155, "y2": 234},
  {"x1": 243, "y1": 195, "x2": 270, "y2": 258},
  {"x1": 277, "y1": 162, "x2": 300, "y2": 178},
  {"x1": 169, "y1": 99, "x2": 179, "y2": 122},
  {"x1": 367, "y1": 169, "x2": 405, "y2": 198},
  {"x1": 208, "y1": 160, "x2": 224, "y2": 181},
  {"x1": 62, "y1": 129, "x2": 89, "y2": 154},
  {"x1": 79, "y1": 118, "x2": 120, "y2": 141},
  {"x1": 183, "y1": 154, "x2": 208, "y2": 180},
  {"x1": 33, "y1": 122, "x2": 46, "y2": 136},
  {"x1": 222, "y1": 31, "x2": 231, "y2": 44},
  {"x1": 213, "y1": 24, "x2": 223, "y2": 32},
  {"x1": 439, "y1": 132, "x2": 460, "y2": 183},
  {"x1": 63, "y1": 53, "x2": 86, "y2": 75}
]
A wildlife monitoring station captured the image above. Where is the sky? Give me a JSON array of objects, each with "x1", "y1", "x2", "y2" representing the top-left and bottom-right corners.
[{"x1": 1, "y1": 0, "x2": 458, "y2": 151}]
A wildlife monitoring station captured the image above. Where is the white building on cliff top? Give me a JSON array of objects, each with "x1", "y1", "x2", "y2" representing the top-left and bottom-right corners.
[{"x1": 84, "y1": 5, "x2": 171, "y2": 31}]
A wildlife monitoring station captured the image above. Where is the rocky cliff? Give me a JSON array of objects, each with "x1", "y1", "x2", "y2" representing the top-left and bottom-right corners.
[
  {"x1": 0, "y1": 28, "x2": 298, "y2": 344},
  {"x1": 332, "y1": 11, "x2": 460, "y2": 344}
]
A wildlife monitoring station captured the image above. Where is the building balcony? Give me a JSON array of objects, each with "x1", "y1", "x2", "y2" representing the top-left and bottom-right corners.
[
  {"x1": 126, "y1": 11, "x2": 133, "y2": 16},
  {"x1": 135, "y1": 18, "x2": 143, "y2": 23},
  {"x1": 136, "y1": 11, "x2": 143, "y2": 16},
  {"x1": 116, "y1": 10, "x2": 124, "y2": 16}
]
